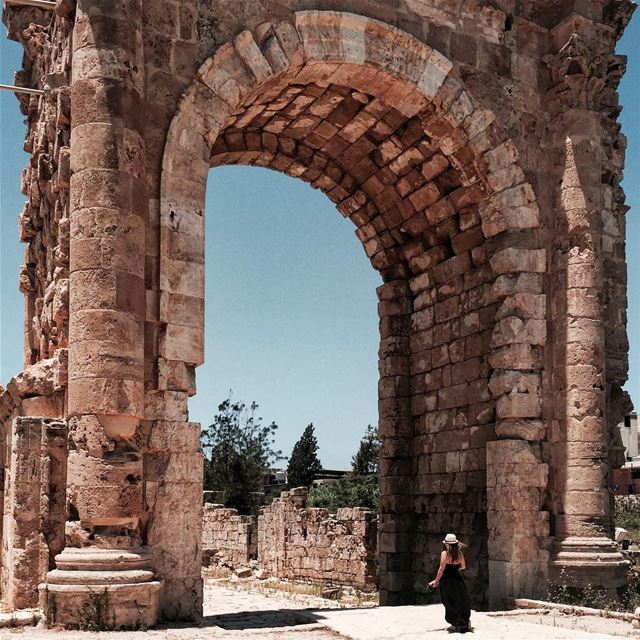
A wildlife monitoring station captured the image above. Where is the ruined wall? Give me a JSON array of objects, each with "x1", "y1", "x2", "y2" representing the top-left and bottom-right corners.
[
  {"x1": 200, "y1": 495, "x2": 377, "y2": 591},
  {"x1": 202, "y1": 504, "x2": 257, "y2": 567},
  {"x1": 1, "y1": 417, "x2": 67, "y2": 610},
  {"x1": 258, "y1": 489, "x2": 377, "y2": 591},
  {"x1": 0, "y1": 358, "x2": 68, "y2": 611},
  {"x1": 4, "y1": 3, "x2": 73, "y2": 368}
]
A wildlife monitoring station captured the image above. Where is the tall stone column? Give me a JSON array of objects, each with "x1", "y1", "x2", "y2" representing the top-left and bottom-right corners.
[
  {"x1": 546, "y1": 0, "x2": 628, "y2": 593},
  {"x1": 41, "y1": 0, "x2": 161, "y2": 628},
  {"x1": 543, "y1": 13, "x2": 632, "y2": 595},
  {"x1": 549, "y1": 111, "x2": 628, "y2": 590}
]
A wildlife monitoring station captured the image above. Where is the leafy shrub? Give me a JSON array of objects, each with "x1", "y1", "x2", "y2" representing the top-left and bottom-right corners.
[
  {"x1": 546, "y1": 497, "x2": 640, "y2": 613},
  {"x1": 548, "y1": 564, "x2": 640, "y2": 613},
  {"x1": 307, "y1": 474, "x2": 379, "y2": 513},
  {"x1": 202, "y1": 394, "x2": 282, "y2": 513},
  {"x1": 615, "y1": 495, "x2": 640, "y2": 539}
]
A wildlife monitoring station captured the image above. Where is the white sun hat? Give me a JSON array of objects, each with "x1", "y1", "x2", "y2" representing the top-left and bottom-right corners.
[{"x1": 443, "y1": 533, "x2": 459, "y2": 544}]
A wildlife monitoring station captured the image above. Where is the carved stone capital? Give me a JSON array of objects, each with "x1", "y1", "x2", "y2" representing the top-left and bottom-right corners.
[
  {"x1": 604, "y1": 0, "x2": 637, "y2": 38},
  {"x1": 544, "y1": 32, "x2": 627, "y2": 112}
]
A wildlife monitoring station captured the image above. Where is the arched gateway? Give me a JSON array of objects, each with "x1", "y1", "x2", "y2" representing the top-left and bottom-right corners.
[{"x1": 0, "y1": 0, "x2": 635, "y2": 629}]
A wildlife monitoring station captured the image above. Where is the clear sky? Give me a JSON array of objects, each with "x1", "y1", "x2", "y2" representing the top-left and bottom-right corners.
[{"x1": 1, "y1": 17, "x2": 640, "y2": 470}]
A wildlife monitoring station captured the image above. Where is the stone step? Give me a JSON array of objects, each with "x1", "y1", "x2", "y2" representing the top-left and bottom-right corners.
[
  {"x1": 54, "y1": 547, "x2": 153, "y2": 572},
  {"x1": 46, "y1": 569, "x2": 156, "y2": 585}
]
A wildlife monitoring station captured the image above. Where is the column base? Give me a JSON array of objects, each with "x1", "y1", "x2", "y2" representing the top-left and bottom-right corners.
[
  {"x1": 550, "y1": 537, "x2": 630, "y2": 593},
  {"x1": 39, "y1": 547, "x2": 162, "y2": 629}
]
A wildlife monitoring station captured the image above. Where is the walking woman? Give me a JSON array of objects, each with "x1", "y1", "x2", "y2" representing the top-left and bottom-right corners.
[{"x1": 428, "y1": 533, "x2": 472, "y2": 633}]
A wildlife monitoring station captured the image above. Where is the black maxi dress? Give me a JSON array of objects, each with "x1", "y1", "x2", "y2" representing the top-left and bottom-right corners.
[{"x1": 439, "y1": 563, "x2": 471, "y2": 631}]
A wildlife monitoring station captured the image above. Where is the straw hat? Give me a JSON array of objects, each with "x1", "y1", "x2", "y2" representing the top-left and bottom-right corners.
[{"x1": 443, "y1": 533, "x2": 459, "y2": 545}]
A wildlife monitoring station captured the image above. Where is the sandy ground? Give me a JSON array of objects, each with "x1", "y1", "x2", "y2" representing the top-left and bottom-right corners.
[{"x1": 2, "y1": 580, "x2": 640, "y2": 639}]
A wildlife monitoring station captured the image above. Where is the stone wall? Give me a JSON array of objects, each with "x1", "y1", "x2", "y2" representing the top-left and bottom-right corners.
[
  {"x1": 143, "y1": 420, "x2": 203, "y2": 621},
  {"x1": 1, "y1": 0, "x2": 72, "y2": 616},
  {"x1": 258, "y1": 489, "x2": 377, "y2": 592},
  {"x1": 202, "y1": 504, "x2": 257, "y2": 567},
  {"x1": 0, "y1": 358, "x2": 68, "y2": 611}
]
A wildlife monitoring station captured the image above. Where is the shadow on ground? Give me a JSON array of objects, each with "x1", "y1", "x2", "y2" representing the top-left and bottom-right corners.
[{"x1": 199, "y1": 608, "x2": 320, "y2": 630}]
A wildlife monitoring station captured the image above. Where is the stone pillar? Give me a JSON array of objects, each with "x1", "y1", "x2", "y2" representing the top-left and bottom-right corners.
[
  {"x1": 41, "y1": 0, "x2": 161, "y2": 628},
  {"x1": 376, "y1": 280, "x2": 414, "y2": 605},
  {"x1": 487, "y1": 440, "x2": 549, "y2": 608},
  {"x1": 549, "y1": 109, "x2": 629, "y2": 591},
  {"x1": 540, "y1": 12, "x2": 633, "y2": 594},
  {"x1": 2, "y1": 418, "x2": 67, "y2": 611}
]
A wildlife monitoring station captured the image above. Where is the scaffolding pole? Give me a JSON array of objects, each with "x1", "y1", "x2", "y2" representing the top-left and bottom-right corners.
[
  {"x1": 0, "y1": 83, "x2": 44, "y2": 96},
  {"x1": 4, "y1": 0, "x2": 56, "y2": 9}
]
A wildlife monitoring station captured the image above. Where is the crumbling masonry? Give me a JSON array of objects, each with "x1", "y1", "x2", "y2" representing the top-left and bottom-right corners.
[
  {"x1": 202, "y1": 489, "x2": 377, "y2": 591},
  {"x1": 0, "y1": 0, "x2": 636, "y2": 629}
]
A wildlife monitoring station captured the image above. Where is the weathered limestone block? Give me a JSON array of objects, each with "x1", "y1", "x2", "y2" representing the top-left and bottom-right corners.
[
  {"x1": 7, "y1": 358, "x2": 56, "y2": 400},
  {"x1": 143, "y1": 421, "x2": 203, "y2": 621},
  {"x1": 486, "y1": 439, "x2": 549, "y2": 608},
  {"x1": 2, "y1": 417, "x2": 67, "y2": 611}
]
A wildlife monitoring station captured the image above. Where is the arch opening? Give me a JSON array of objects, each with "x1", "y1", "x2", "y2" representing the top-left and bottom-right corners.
[
  {"x1": 195, "y1": 163, "x2": 381, "y2": 470},
  {"x1": 158, "y1": 11, "x2": 547, "y2": 609}
]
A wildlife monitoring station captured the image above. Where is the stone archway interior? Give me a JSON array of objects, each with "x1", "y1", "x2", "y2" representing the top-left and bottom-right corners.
[{"x1": 157, "y1": 12, "x2": 547, "y2": 608}]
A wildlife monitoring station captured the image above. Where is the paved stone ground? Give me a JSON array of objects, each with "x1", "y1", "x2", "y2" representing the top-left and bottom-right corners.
[
  {"x1": 1, "y1": 581, "x2": 639, "y2": 639},
  {"x1": 314, "y1": 605, "x2": 640, "y2": 640}
]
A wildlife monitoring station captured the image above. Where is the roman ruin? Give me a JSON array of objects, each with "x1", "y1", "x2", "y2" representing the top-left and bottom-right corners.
[
  {"x1": 202, "y1": 489, "x2": 377, "y2": 591},
  {"x1": 0, "y1": 0, "x2": 636, "y2": 629}
]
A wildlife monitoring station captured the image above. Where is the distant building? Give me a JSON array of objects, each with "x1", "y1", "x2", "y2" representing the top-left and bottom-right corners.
[
  {"x1": 312, "y1": 469, "x2": 350, "y2": 486},
  {"x1": 614, "y1": 413, "x2": 640, "y2": 495},
  {"x1": 262, "y1": 467, "x2": 351, "y2": 494},
  {"x1": 619, "y1": 412, "x2": 639, "y2": 461}
]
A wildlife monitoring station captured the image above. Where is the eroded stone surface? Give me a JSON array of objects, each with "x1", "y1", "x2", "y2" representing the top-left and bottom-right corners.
[
  {"x1": 202, "y1": 504, "x2": 257, "y2": 569},
  {"x1": 0, "y1": 0, "x2": 636, "y2": 629},
  {"x1": 258, "y1": 489, "x2": 377, "y2": 591}
]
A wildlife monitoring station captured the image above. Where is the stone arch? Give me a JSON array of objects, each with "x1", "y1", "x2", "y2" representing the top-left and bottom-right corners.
[{"x1": 158, "y1": 11, "x2": 547, "y2": 606}]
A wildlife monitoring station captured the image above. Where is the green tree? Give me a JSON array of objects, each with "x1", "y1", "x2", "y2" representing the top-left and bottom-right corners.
[
  {"x1": 352, "y1": 424, "x2": 380, "y2": 475},
  {"x1": 201, "y1": 393, "x2": 282, "y2": 513},
  {"x1": 287, "y1": 423, "x2": 322, "y2": 488}
]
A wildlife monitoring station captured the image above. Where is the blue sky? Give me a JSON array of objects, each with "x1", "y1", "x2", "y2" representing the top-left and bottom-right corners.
[{"x1": 1, "y1": 18, "x2": 639, "y2": 469}]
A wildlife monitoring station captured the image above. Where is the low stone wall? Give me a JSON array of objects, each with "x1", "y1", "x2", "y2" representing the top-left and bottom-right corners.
[
  {"x1": 258, "y1": 488, "x2": 377, "y2": 591},
  {"x1": 202, "y1": 504, "x2": 257, "y2": 567}
]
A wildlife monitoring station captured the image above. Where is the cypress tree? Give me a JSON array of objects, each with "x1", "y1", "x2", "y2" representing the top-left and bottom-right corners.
[
  {"x1": 287, "y1": 423, "x2": 322, "y2": 488},
  {"x1": 351, "y1": 424, "x2": 380, "y2": 475}
]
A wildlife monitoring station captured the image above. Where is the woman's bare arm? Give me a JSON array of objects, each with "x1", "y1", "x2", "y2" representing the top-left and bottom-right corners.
[
  {"x1": 459, "y1": 552, "x2": 466, "y2": 572},
  {"x1": 429, "y1": 551, "x2": 448, "y2": 587}
]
